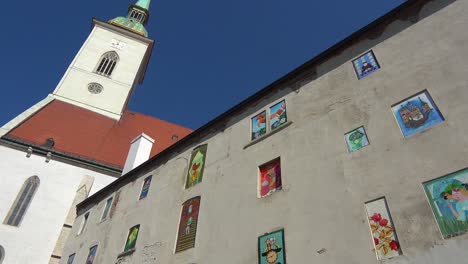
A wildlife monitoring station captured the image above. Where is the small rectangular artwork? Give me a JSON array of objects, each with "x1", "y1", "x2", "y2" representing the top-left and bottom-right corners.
[
  {"x1": 259, "y1": 158, "x2": 282, "y2": 198},
  {"x1": 258, "y1": 229, "x2": 286, "y2": 264},
  {"x1": 85, "y1": 245, "x2": 98, "y2": 264},
  {"x1": 352, "y1": 50, "x2": 380, "y2": 79},
  {"x1": 175, "y1": 196, "x2": 201, "y2": 253},
  {"x1": 423, "y1": 168, "x2": 468, "y2": 239},
  {"x1": 269, "y1": 100, "x2": 287, "y2": 130},
  {"x1": 139, "y1": 176, "x2": 152, "y2": 200},
  {"x1": 124, "y1": 225, "x2": 140, "y2": 252},
  {"x1": 344, "y1": 126, "x2": 369, "y2": 153},
  {"x1": 365, "y1": 197, "x2": 402, "y2": 260},
  {"x1": 252, "y1": 111, "x2": 267, "y2": 140},
  {"x1": 67, "y1": 254, "x2": 75, "y2": 264},
  {"x1": 391, "y1": 90, "x2": 444, "y2": 137},
  {"x1": 101, "y1": 197, "x2": 113, "y2": 220},
  {"x1": 185, "y1": 145, "x2": 208, "y2": 189}
]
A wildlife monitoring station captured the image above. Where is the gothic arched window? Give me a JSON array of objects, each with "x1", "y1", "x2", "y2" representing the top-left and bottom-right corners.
[
  {"x1": 3, "y1": 176, "x2": 40, "y2": 227},
  {"x1": 95, "y1": 51, "x2": 119, "y2": 77}
]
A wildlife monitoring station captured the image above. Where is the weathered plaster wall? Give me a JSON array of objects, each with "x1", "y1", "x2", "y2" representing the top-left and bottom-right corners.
[
  {"x1": 0, "y1": 145, "x2": 115, "y2": 264},
  {"x1": 61, "y1": 0, "x2": 468, "y2": 263}
]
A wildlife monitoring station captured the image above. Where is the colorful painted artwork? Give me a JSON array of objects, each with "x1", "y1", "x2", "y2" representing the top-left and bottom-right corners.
[
  {"x1": 259, "y1": 158, "x2": 282, "y2": 198},
  {"x1": 269, "y1": 100, "x2": 287, "y2": 130},
  {"x1": 124, "y1": 225, "x2": 140, "y2": 252},
  {"x1": 85, "y1": 245, "x2": 98, "y2": 264},
  {"x1": 101, "y1": 196, "x2": 113, "y2": 220},
  {"x1": 423, "y1": 168, "x2": 468, "y2": 239},
  {"x1": 352, "y1": 50, "x2": 380, "y2": 79},
  {"x1": 391, "y1": 90, "x2": 444, "y2": 137},
  {"x1": 67, "y1": 254, "x2": 75, "y2": 264},
  {"x1": 344, "y1": 126, "x2": 369, "y2": 152},
  {"x1": 258, "y1": 229, "x2": 286, "y2": 264},
  {"x1": 139, "y1": 176, "x2": 152, "y2": 200},
  {"x1": 252, "y1": 111, "x2": 267, "y2": 140},
  {"x1": 365, "y1": 197, "x2": 401, "y2": 260},
  {"x1": 175, "y1": 197, "x2": 201, "y2": 253},
  {"x1": 185, "y1": 145, "x2": 208, "y2": 189}
]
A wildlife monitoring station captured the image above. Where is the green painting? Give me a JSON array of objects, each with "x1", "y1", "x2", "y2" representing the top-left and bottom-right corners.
[
  {"x1": 185, "y1": 145, "x2": 208, "y2": 189},
  {"x1": 423, "y1": 168, "x2": 468, "y2": 239},
  {"x1": 258, "y1": 229, "x2": 286, "y2": 264},
  {"x1": 345, "y1": 126, "x2": 369, "y2": 153},
  {"x1": 124, "y1": 225, "x2": 140, "y2": 252}
]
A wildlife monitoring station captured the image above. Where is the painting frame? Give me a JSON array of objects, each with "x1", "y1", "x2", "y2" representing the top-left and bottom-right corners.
[
  {"x1": 139, "y1": 175, "x2": 152, "y2": 200},
  {"x1": 124, "y1": 224, "x2": 140, "y2": 252},
  {"x1": 391, "y1": 89, "x2": 444, "y2": 138},
  {"x1": 258, "y1": 157, "x2": 282, "y2": 198},
  {"x1": 423, "y1": 168, "x2": 468, "y2": 239},
  {"x1": 85, "y1": 245, "x2": 98, "y2": 264},
  {"x1": 344, "y1": 126, "x2": 370, "y2": 153},
  {"x1": 185, "y1": 145, "x2": 208, "y2": 189},
  {"x1": 352, "y1": 50, "x2": 381, "y2": 80},
  {"x1": 175, "y1": 196, "x2": 201, "y2": 253},
  {"x1": 269, "y1": 100, "x2": 288, "y2": 131},
  {"x1": 364, "y1": 197, "x2": 402, "y2": 260},
  {"x1": 258, "y1": 229, "x2": 286, "y2": 264},
  {"x1": 251, "y1": 110, "x2": 267, "y2": 140}
]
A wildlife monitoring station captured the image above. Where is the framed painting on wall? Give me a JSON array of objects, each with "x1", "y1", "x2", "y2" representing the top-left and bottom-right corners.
[
  {"x1": 252, "y1": 111, "x2": 267, "y2": 140},
  {"x1": 185, "y1": 145, "x2": 208, "y2": 189},
  {"x1": 423, "y1": 168, "x2": 468, "y2": 239},
  {"x1": 259, "y1": 158, "x2": 282, "y2": 198},
  {"x1": 124, "y1": 225, "x2": 140, "y2": 252},
  {"x1": 175, "y1": 196, "x2": 201, "y2": 253},
  {"x1": 269, "y1": 100, "x2": 287, "y2": 130},
  {"x1": 391, "y1": 90, "x2": 444, "y2": 137},
  {"x1": 365, "y1": 197, "x2": 402, "y2": 260},
  {"x1": 139, "y1": 176, "x2": 152, "y2": 200},
  {"x1": 352, "y1": 50, "x2": 380, "y2": 79},
  {"x1": 85, "y1": 245, "x2": 98, "y2": 264},
  {"x1": 258, "y1": 229, "x2": 286, "y2": 264},
  {"x1": 344, "y1": 126, "x2": 370, "y2": 153}
]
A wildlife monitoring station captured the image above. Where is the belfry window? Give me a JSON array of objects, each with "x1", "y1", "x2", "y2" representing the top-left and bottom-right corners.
[
  {"x1": 95, "y1": 51, "x2": 119, "y2": 77},
  {"x1": 3, "y1": 176, "x2": 40, "y2": 226}
]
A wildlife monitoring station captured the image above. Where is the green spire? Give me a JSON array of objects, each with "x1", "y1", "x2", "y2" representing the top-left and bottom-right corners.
[
  {"x1": 108, "y1": 0, "x2": 151, "y2": 37},
  {"x1": 135, "y1": 0, "x2": 151, "y2": 10}
]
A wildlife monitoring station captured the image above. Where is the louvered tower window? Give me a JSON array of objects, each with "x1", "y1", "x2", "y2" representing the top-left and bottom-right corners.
[
  {"x1": 3, "y1": 176, "x2": 40, "y2": 226},
  {"x1": 95, "y1": 51, "x2": 119, "y2": 77}
]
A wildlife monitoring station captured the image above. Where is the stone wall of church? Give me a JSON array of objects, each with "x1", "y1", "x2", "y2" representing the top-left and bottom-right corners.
[
  {"x1": 0, "y1": 145, "x2": 116, "y2": 264},
  {"x1": 60, "y1": 1, "x2": 468, "y2": 263}
]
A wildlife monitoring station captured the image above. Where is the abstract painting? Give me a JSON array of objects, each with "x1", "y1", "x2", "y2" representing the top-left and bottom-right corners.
[
  {"x1": 252, "y1": 111, "x2": 267, "y2": 140},
  {"x1": 269, "y1": 100, "x2": 287, "y2": 130},
  {"x1": 175, "y1": 196, "x2": 201, "y2": 253},
  {"x1": 423, "y1": 168, "x2": 468, "y2": 239},
  {"x1": 85, "y1": 245, "x2": 98, "y2": 264},
  {"x1": 258, "y1": 229, "x2": 286, "y2": 264},
  {"x1": 344, "y1": 126, "x2": 369, "y2": 153},
  {"x1": 259, "y1": 158, "x2": 282, "y2": 198},
  {"x1": 365, "y1": 197, "x2": 401, "y2": 260},
  {"x1": 352, "y1": 50, "x2": 380, "y2": 79},
  {"x1": 185, "y1": 145, "x2": 207, "y2": 189},
  {"x1": 124, "y1": 225, "x2": 140, "y2": 252},
  {"x1": 391, "y1": 90, "x2": 444, "y2": 137},
  {"x1": 139, "y1": 176, "x2": 152, "y2": 200}
]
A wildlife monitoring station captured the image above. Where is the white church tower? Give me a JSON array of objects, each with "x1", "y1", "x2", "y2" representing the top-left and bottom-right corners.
[{"x1": 53, "y1": 0, "x2": 154, "y2": 119}]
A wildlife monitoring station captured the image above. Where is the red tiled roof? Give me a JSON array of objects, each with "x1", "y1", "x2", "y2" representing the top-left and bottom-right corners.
[{"x1": 5, "y1": 100, "x2": 192, "y2": 169}]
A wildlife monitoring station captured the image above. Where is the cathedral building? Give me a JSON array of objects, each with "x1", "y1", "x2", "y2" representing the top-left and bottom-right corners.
[
  {"x1": 59, "y1": 0, "x2": 468, "y2": 263},
  {"x1": 0, "y1": 0, "x2": 191, "y2": 263}
]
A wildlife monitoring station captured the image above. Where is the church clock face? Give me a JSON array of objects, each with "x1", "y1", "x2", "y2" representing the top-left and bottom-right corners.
[{"x1": 87, "y1": 83, "x2": 104, "y2": 94}]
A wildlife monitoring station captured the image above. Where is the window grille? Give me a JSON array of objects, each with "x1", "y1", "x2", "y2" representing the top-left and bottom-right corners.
[
  {"x1": 3, "y1": 176, "x2": 40, "y2": 226},
  {"x1": 95, "y1": 51, "x2": 119, "y2": 77}
]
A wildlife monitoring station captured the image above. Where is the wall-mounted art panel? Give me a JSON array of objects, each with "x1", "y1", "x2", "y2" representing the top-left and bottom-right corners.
[
  {"x1": 423, "y1": 168, "x2": 468, "y2": 239},
  {"x1": 185, "y1": 145, "x2": 208, "y2": 189},
  {"x1": 139, "y1": 176, "x2": 152, "y2": 200},
  {"x1": 85, "y1": 245, "x2": 98, "y2": 264},
  {"x1": 124, "y1": 225, "x2": 140, "y2": 252},
  {"x1": 258, "y1": 229, "x2": 286, "y2": 264},
  {"x1": 352, "y1": 50, "x2": 380, "y2": 79},
  {"x1": 269, "y1": 100, "x2": 287, "y2": 130},
  {"x1": 391, "y1": 90, "x2": 444, "y2": 137},
  {"x1": 259, "y1": 158, "x2": 282, "y2": 198},
  {"x1": 252, "y1": 111, "x2": 267, "y2": 140},
  {"x1": 365, "y1": 197, "x2": 401, "y2": 260},
  {"x1": 175, "y1": 197, "x2": 201, "y2": 253},
  {"x1": 344, "y1": 126, "x2": 369, "y2": 152},
  {"x1": 67, "y1": 253, "x2": 75, "y2": 264}
]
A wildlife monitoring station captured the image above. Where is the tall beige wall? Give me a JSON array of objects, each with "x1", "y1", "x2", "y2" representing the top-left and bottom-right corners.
[{"x1": 60, "y1": 1, "x2": 468, "y2": 263}]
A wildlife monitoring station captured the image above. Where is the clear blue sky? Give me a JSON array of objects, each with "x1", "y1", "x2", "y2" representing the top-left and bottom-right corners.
[{"x1": 0, "y1": 0, "x2": 405, "y2": 130}]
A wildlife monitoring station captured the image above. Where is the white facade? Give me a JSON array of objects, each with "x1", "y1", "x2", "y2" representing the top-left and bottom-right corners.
[
  {"x1": 53, "y1": 21, "x2": 153, "y2": 119},
  {"x1": 0, "y1": 145, "x2": 116, "y2": 264}
]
